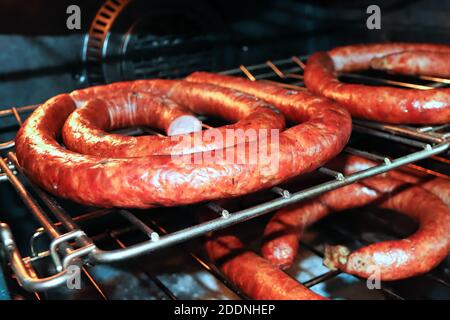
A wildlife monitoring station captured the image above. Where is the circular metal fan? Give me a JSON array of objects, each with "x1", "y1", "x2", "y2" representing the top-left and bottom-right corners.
[{"x1": 82, "y1": 0, "x2": 230, "y2": 85}]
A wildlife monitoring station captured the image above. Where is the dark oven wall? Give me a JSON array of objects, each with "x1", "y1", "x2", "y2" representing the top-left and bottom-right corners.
[{"x1": 0, "y1": 0, "x2": 449, "y2": 107}]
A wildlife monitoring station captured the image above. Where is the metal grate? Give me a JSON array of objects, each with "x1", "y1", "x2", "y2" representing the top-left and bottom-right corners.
[{"x1": 0, "y1": 55, "x2": 449, "y2": 299}]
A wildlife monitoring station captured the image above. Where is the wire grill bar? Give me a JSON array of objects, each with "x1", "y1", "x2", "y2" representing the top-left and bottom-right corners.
[{"x1": 0, "y1": 54, "x2": 449, "y2": 299}]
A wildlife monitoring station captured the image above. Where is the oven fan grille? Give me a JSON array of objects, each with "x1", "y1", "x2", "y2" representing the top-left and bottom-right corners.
[
  {"x1": 83, "y1": 0, "x2": 224, "y2": 85},
  {"x1": 83, "y1": 0, "x2": 130, "y2": 84},
  {"x1": 0, "y1": 56, "x2": 449, "y2": 299}
]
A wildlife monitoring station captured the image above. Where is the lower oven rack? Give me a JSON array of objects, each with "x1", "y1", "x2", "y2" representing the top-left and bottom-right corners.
[{"x1": 0, "y1": 56, "x2": 449, "y2": 298}]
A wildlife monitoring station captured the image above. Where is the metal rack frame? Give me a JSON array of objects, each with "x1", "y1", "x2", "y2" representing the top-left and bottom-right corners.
[{"x1": 0, "y1": 55, "x2": 449, "y2": 297}]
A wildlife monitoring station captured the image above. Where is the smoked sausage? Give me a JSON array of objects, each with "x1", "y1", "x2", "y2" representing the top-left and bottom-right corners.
[
  {"x1": 304, "y1": 43, "x2": 450, "y2": 124},
  {"x1": 262, "y1": 158, "x2": 450, "y2": 280},
  {"x1": 15, "y1": 76, "x2": 351, "y2": 208},
  {"x1": 205, "y1": 231, "x2": 327, "y2": 300},
  {"x1": 63, "y1": 84, "x2": 285, "y2": 157},
  {"x1": 370, "y1": 51, "x2": 450, "y2": 78}
]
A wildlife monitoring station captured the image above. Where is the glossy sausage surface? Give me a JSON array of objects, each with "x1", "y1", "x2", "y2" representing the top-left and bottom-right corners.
[
  {"x1": 205, "y1": 232, "x2": 327, "y2": 300},
  {"x1": 323, "y1": 176, "x2": 450, "y2": 280},
  {"x1": 304, "y1": 43, "x2": 450, "y2": 124},
  {"x1": 16, "y1": 75, "x2": 351, "y2": 208},
  {"x1": 262, "y1": 156, "x2": 450, "y2": 280},
  {"x1": 63, "y1": 83, "x2": 285, "y2": 157},
  {"x1": 370, "y1": 51, "x2": 450, "y2": 78}
]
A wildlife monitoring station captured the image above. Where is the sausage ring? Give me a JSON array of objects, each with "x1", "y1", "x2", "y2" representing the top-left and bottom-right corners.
[
  {"x1": 304, "y1": 43, "x2": 450, "y2": 124},
  {"x1": 323, "y1": 178, "x2": 450, "y2": 280},
  {"x1": 64, "y1": 82, "x2": 285, "y2": 157},
  {"x1": 338, "y1": 155, "x2": 450, "y2": 207},
  {"x1": 207, "y1": 168, "x2": 450, "y2": 300},
  {"x1": 262, "y1": 156, "x2": 450, "y2": 280},
  {"x1": 15, "y1": 76, "x2": 351, "y2": 208}
]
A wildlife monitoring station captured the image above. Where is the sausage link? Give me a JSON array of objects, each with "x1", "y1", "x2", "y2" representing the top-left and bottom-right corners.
[
  {"x1": 205, "y1": 232, "x2": 327, "y2": 300},
  {"x1": 62, "y1": 94, "x2": 202, "y2": 157},
  {"x1": 262, "y1": 180, "x2": 389, "y2": 270},
  {"x1": 222, "y1": 176, "x2": 448, "y2": 299},
  {"x1": 335, "y1": 155, "x2": 450, "y2": 207},
  {"x1": 323, "y1": 181, "x2": 450, "y2": 280},
  {"x1": 16, "y1": 75, "x2": 351, "y2": 208},
  {"x1": 371, "y1": 51, "x2": 450, "y2": 78},
  {"x1": 186, "y1": 72, "x2": 352, "y2": 168},
  {"x1": 304, "y1": 43, "x2": 450, "y2": 124},
  {"x1": 262, "y1": 154, "x2": 450, "y2": 268},
  {"x1": 328, "y1": 43, "x2": 450, "y2": 72},
  {"x1": 262, "y1": 161, "x2": 450, "y2": 279},
  {"x1": 63, "y1": 83, "x2": 285, "y2": 157}
]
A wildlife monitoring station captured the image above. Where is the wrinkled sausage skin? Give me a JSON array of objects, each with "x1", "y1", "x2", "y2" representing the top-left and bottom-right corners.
[
  {"x1": 262, "y1": 156, "x2": 450, "y2": 280},
  {"x1": 205, "y1": 232, "x2": 327, "y2": 300},
  {"x1": 370, "y1": 51, "x2": 450, "y2": 78},
  {"x1": 16, "y1": 75, "x2": 351, "y2": 208},
  {"x1": 63, "y1": 83, "x2": 285, "y2": 157},
  {"x1": 304, "y1": 43, "x2": 450, "y2": 124}
]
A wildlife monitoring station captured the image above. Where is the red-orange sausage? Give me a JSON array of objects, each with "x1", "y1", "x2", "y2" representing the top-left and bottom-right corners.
[
  {"x1": 262, "y1": 179, "x2": 387, "y2": 270},
  {"x1": 323, "y1": 180, "x2": 450, "y2": 280},
  {"x1": 15, "y1": 76, "x2": 351, "y2": 208},
  {"x1": 328, "y1": 43, "x2": 450, "y2": 72},
  {"x1": 186, "y1": 72, "x2": 352, "y2": 170},
  {"x1": 263, "y1": 176, "x2": 450, "y2": 280},
  {"x1": 304, "y1": 43, "x2": 450, "y2": 124},
  {"x1": 205, "y1": 232, "x2": 327, "y2": 300},
  {"x1": 262, "y1": 155, "x2": 450, "y2": 269},
  {"x1": 63, "y1": 84, "x2": 285, "y2": 157},
  {"x1": 62, "y1": 94, "x2": 201, "y2": 157},
  {"x1": 371, "y1": 51, "x2": 450, "y2": 78},
  {"x1": 337, "y1": 155, "x2": 450, "y2": 207},
  {"x1": 186, "y1": 72, "x2": 350, "y2": 136}
]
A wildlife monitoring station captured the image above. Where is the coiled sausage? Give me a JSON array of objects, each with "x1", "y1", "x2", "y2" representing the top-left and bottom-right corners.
[
  {"x1": 262, "y1": 157, "x2": 450, "y2": 280},
  {"x1": 63, "y1": 84, "x2": 285, "y2": 157},
  {"x1": 370, "y1": 51, "x2": 450, "y2": 78},
  {"x1": 15, "y1": 76, "x2": 351, "y2": 208},
  {"x1": 304, "y1": 43, "x2": 450, "y2": 124}
]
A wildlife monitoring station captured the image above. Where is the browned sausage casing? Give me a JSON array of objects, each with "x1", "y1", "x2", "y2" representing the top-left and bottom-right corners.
[
  {"x1": 323, "y1": 180, "x2": 450, "y2": 280},
  {"x1": 370, "y1": 51, "x2": 450, "y2": 78},
  {"x1": 15, "y1": 76, "x2": 351, "y2": 208},
  {"x1": 262, "y1": 157, "x2": 450, "y2": 280},
  {"x1": 63, "y1": 84, "x2": 285, "y2": 157},
  {"x1": 337, "y1": 155, "x2": 450, "y2": 207},
  {"x1": 304, "y1": 43, "x2": 450, "y2": 124},
  {"x1": 205, "y1": 232, "x2": 327, "y2": 300}
]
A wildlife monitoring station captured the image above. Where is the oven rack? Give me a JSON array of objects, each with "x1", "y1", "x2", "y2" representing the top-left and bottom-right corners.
[{"x1": 0, "y1": 56, "x2": 449, "y2": 295}]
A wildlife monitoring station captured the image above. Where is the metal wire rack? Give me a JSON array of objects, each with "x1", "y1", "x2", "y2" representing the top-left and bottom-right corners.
[{"x1": 0, "y1": 55, "x2": 449, "y2": 299}]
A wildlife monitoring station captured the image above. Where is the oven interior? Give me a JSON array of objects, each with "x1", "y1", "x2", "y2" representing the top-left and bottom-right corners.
[{"x1": 0, "y1": 0, "x2": 449, "y2": 300}]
